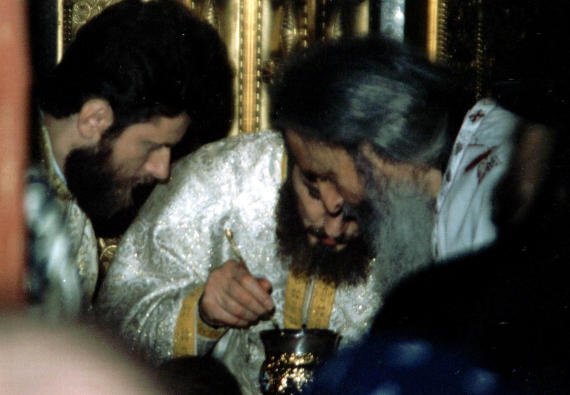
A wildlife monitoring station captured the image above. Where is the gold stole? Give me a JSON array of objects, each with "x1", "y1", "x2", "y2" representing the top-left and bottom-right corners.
[
  {"x1": 281, "y1": 147, "x2": 337, "y2": 328},
  {"x1": 283, "y1": 270, "x2": 337, "y2": 329},
  {"x1": 174, "y1": 285, "x2": 208, "y2": 356}
]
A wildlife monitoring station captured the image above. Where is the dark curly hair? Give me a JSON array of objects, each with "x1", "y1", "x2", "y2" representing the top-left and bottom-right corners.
[{"x1": 37, "y1": 0, "x2": 234, "y2": 157}]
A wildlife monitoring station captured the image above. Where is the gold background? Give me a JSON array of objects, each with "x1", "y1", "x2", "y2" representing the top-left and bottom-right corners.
[{"x1": 59, "y1": 0, "x2": 371, "y2": 135}]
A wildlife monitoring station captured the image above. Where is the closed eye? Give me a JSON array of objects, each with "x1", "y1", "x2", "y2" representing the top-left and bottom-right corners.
[
  {"x1": 304, "y1": 181, "x2": 321, "y2": 200},
  {"x1": 143, "y1": 141, "x2": 169, "y2": 155},
  {"x1": 297, "y1": 166, "x2": 326, "y2": 201},
  {"x1": 300, "y1": 172, "x2": 321, "y2": 200}
]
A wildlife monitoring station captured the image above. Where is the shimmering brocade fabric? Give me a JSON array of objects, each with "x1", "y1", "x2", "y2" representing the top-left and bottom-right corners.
[
  {"x1": 25, "y1": 167, "x2": 81, "y2": 319},
  {"x1": 97, "y1": 131, "x2": 390, "y2": 395},
  {"x1": 39, "y1": 125, "x2": 99, "y2": 310}
]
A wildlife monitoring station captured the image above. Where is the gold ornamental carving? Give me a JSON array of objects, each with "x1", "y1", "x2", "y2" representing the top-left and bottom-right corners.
[
  {"x1": 60, "y1": 0, "x2": 370, "y2": 135},
  {"x1": 60, "y1": 0, "x2": 121, "y2": 50},
  {"x1": 428, "y1": 0, "x2": 495, "y2": 100},
  {"x1": 238, "y1": 0, "x2": 263, "y2": 133},
  {"x1": 71, "y1": 0, "x2": 121, "y2": 35}
]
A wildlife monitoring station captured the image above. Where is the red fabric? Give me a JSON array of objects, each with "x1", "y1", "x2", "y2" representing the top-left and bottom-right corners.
[{"x1": 0, "y1": 0, "x2": 30, "y2": 307}]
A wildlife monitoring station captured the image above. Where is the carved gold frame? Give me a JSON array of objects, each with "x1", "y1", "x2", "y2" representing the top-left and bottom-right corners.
[
  {"x1": 58, "y1": 0, "x2": 370, "y2": 135},
  {"x1": 426, "y1": 0, "x2": 489, "y2": 99},
  {"x1": 426, "y1": 0, "x2": 439, "y2": 62}
]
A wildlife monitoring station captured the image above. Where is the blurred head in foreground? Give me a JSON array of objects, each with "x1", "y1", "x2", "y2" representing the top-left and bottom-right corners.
[{"x1": 0, "y1": 315, "x2": 162, "y2": 394}]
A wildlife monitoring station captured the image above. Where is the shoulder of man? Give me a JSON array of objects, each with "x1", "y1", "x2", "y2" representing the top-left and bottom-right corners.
[
  {"x1": 137, "y1": 130, "x2": 285, "y2": 216},
  {"x1": 463, "y1": 99, "x2": 520, "y2": 146},
  {"x1": 171, "y1": 130, "x2": 285, "y2": 177}
]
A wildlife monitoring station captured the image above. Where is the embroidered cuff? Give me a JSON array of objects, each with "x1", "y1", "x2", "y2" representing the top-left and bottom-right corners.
[
  {"x1": 173, "y1": 286, "x2": 204, "y2": 357},
  {"x1": 197, "y1": 315, "x2": 227, "y2": 339}
]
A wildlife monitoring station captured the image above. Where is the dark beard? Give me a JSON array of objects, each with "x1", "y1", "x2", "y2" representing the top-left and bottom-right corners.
[
  {"x1": 275, "y1": 177, "x2": 374, "y2": 286},
  {"x1": 64, "y1": 139, "x2": 156, "y2": 237}
]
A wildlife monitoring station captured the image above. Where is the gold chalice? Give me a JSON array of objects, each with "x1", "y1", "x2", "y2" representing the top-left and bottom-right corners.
[{"x1": 259, "y1": 328, "x2": 341, "y2": 394}]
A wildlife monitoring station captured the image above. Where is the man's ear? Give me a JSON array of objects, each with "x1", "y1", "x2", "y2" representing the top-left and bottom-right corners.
[{"x1": 77, "y1": 98, "x2": 114, "y2": 143}]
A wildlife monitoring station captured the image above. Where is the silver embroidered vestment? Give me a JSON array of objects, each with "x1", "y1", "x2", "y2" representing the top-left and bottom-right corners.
[
  {"x1": 97, "y1": 131, "x2": 388, "y2": 395},
  {"x1": 40, "y1": 125, "x2": 99, "y2": 311}
]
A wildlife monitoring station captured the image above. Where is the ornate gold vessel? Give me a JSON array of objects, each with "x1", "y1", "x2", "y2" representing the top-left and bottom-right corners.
[{"x1": 259, "y1": 328, "x2": 341, "y2": 394}]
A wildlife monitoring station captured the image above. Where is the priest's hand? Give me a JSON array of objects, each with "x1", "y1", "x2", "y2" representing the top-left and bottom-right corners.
[{"x1": 199, "y1": 260, "x2": 274, "y2": 328}]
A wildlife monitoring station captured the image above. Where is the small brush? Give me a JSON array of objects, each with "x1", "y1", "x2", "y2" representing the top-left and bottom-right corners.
[
  {"x1": 224, "y1": 229, "x2": 280, "y2": 330},
  {"x1": 224, "y1": 229, "x2": 246, "y2": 264}
]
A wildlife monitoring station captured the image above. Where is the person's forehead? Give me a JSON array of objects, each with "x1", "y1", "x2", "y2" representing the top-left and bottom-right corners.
[
  {"x1": 121, "y1": 113, "x2": 189, "y2": 144},
  {"x1": 285, "y1": 131, "x2": 347, "y2": 170},
  {"x1": 285, "y1": 130, "x2": 364, "y2": 202}
]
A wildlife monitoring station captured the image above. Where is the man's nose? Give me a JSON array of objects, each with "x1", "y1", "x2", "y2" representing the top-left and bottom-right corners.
[
  {"x1": 144, "y1": 147, "x2": 171, "y2": 181},
  {"x1": 319, "y1": 182, "x2": 347, "y2": 238},
  {"x1": 323, "y1": 213, "x2": 346, "y2": 239},
  {"x1": 319, "y1": 182, "x2": 344, "y2": 216}
]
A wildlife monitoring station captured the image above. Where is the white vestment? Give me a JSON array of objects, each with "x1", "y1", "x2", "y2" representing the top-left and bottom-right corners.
[
  {"x1": 434, "y1": 99, "x2": 518, "y2": 260},
  {"x1": 40, "y1": 125, "x2": 99, "y2": 311},
  {"x1": 98, "y1": 101, "x2": 517, "y2": 393},
  {"x1": 97, "y1": 131, "x2": 390, "y2": 395}
]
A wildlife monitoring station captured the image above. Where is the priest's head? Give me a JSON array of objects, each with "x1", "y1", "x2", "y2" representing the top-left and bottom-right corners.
[
  {"x1": 37, "y1": 0, "x2": 233, "y2": 235},
  {"x1": 271, "y1": 36, "x2": 465, "y2": 286}
]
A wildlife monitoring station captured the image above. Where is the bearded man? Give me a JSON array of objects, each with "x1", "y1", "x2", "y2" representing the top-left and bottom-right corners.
[
  {"x1": 35, "y1": 0, "x2": 233, "y2": 311},
  {"x1": 97, "y1": 36, "x2": 519, "y2": 394}
]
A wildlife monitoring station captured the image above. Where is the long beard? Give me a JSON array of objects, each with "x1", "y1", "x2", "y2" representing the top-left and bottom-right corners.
[
  {"x1": 64, "y1": 141, "x2": 156, "y2": 236},
  {"x1": 357, "y1": 165, "x2": 436, "y2": 294},
  {"x1": 275, "y1": 178, "x2": 374, "y2": 286}
]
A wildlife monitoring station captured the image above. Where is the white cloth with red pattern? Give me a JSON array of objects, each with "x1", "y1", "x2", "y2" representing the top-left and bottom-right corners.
[{"x1": 433, "y1": 98, "x2": 519, "y2": 260}]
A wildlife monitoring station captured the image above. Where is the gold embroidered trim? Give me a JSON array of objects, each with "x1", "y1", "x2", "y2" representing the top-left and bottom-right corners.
[
  {"x1": 307, "y1": 278, "x2": 336, "y2": 329},
  {"x1": 173, "y1": 285, "x2": 205, "y2": 357},
  {"x1": 97, "y1": 237, "x2": 120, "y2": 275},
  {"x1": 197, "y1": 315, "x2": 227, "y2": 339},
  {"x1": 283, "y1": 270, "x2": 308, "y2": 328},
  {"x1": 281, "y1": 152, "x2": 288, "y2": 182},
  {"x1": 283, "y1": 270, "x2": 337, "y2": 329}
]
